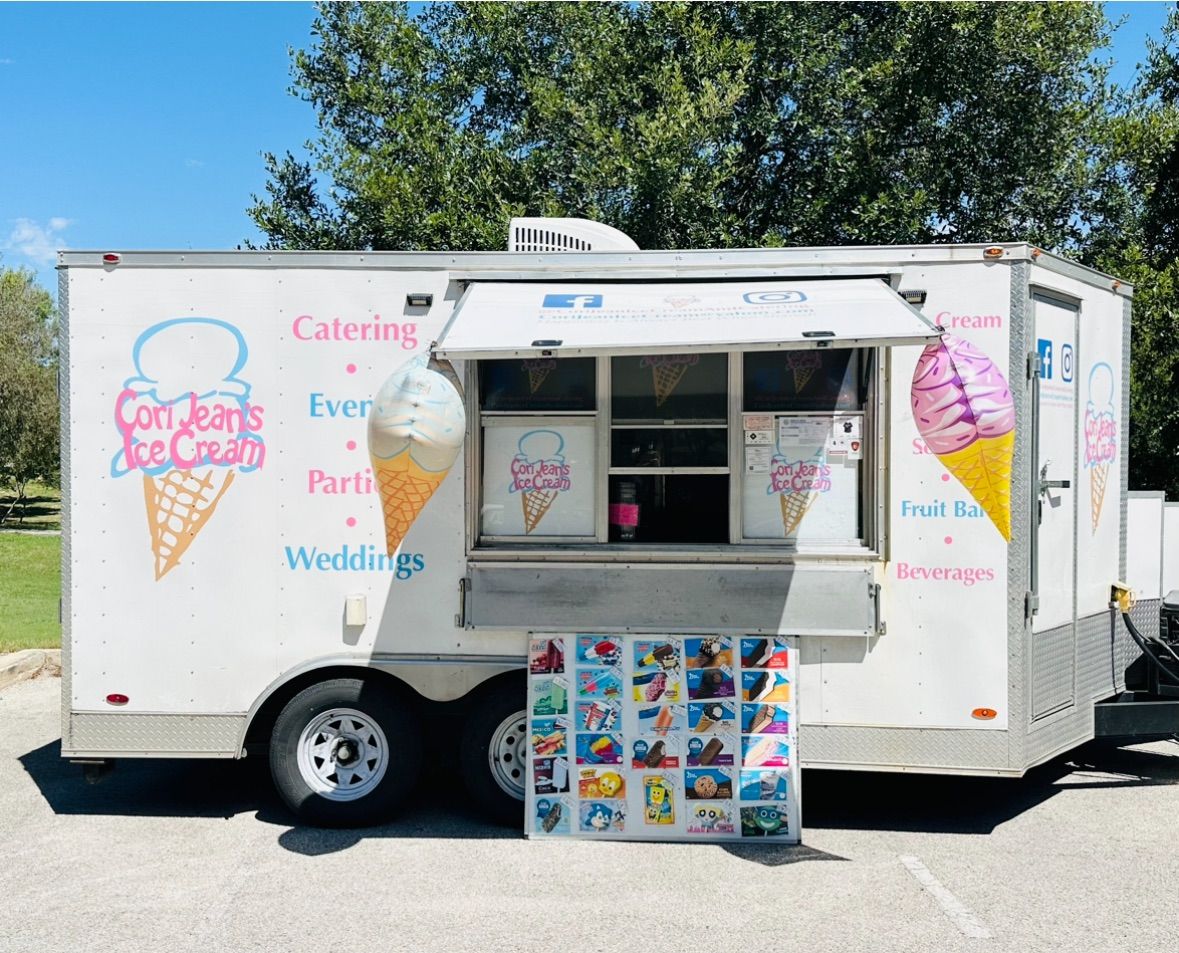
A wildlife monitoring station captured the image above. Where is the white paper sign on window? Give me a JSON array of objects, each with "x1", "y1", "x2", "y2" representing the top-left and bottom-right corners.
[
  {"x1": 742, "y1": 433, "x2": 861, "y2": 542},
  {"x1": 482, "y1": 422, "x2": 596, "y2": 537}
]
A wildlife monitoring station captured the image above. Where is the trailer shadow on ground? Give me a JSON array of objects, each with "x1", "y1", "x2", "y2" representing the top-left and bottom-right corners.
[{"x1": 19, "y1": 737, "x2": 1179, "y2": 856}]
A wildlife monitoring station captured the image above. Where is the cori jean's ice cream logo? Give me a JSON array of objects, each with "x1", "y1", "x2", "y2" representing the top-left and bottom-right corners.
[
  {"x1": 109, "y1": 318, "x2": 266, "y2": 580},
  {"x1": 768, "y1": 453, "x2": 831, "y2": 536},
  {"x1": 639, "y1": 353, "x2": 700, "y2": 407},
  {"x1": 509, "y1": 430, "x2": 572, "y2": 534},
  {"x1": 1084, "y1": 362, "x2": 1117, "y2": 533}
]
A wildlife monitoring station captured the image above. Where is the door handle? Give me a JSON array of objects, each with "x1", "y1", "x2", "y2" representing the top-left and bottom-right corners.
[{"x1": 1038, "y1": 461, "x2": 1070, "y2": 497}]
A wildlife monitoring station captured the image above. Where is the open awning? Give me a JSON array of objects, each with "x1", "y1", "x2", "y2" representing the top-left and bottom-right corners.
[{"x1": 434, "y1": 278, "x2": 940, "y2": 360}]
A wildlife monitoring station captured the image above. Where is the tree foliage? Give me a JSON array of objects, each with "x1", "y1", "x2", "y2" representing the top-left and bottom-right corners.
[
  {"x1": 0, "y1": 268, "x2": 59, "y2": 522},
  {"x1": 251, "y1": 0, "x2": 1178, "y2": 494},
  {"x1": 251, "y1": 1, "x2": 1122, "y2": 252}
]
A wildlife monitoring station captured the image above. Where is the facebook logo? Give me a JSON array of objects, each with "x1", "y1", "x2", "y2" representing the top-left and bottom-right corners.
[
  {"x1": 542, "y1": 293, "x2": 603, "y2": 309},
  {"x1": 1037, "y1": 338, "x2": 1053, "y2": 379}
]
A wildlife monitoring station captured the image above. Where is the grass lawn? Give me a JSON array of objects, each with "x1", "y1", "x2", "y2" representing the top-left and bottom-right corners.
[
  {"x1": 0, "y1": 533, "x2": 61, "y2": 652},
  {"x1": 0, "y1": 481, "x2": 62, "y2": 531}
]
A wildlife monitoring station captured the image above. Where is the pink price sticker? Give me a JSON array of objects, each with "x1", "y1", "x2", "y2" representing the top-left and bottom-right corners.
[{"x1": 608, "y1": 503, "x2": 640, "y2": 527}]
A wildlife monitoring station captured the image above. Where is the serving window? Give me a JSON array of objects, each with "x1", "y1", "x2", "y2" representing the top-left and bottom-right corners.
[
  {"x1": 739, "y1": 349, "x2": 867, "y2": 545},
  {"x1": 473, "y1": 348, "x2": 876, "y2": 552}
]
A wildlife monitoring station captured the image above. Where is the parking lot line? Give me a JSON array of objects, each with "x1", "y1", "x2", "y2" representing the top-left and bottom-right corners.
[{"x1": 899, "y1": 854, "x2": 993, "y2": 939}]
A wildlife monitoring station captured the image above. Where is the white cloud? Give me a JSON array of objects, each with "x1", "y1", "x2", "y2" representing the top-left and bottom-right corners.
[
  {"x1": 185, "y1": 158, "x2": 204, "y2": 168},
  {"x1": 5, "y1": 217, "x2": 71, "y2": 267}
]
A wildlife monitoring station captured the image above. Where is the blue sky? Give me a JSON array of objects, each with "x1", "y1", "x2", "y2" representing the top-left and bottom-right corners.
[{"x1": 0, "y1": 1, "x2": 1172, "y2": 291}]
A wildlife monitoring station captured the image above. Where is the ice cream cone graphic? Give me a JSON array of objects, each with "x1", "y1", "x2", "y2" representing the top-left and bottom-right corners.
[
  {"x1": 911, "y1": 334, "x2": 1015, "y2": 541},
  {"x1": 143, "y1": 469, "x2": 235, "y2": 580},
  {"x1": 110, "y1": 318, "x2": 266, "y2": 580},
  {"x1": 368, "y1": 354, "x2": 466, "y2": 555},
  {"x1": 1090, "y1": 466, "x2": 1109, "y2": 533},
  {"x1": 786, "y1": 352, "x2": 822, "y2": 394},
  {"x1": 510, "y1": 430, "x2": 571, "y2": 535},
  {"x1": 641, "y1": 355, "x2": 700, "y2": 407},
  {"x1": 1083, "y1": 363, "x2": 1117, "y2": 534},
  {"x1": 524, "y1": 359, "x2": 555, "y2": 395},
  {"x1": 522, "y1": 489, "x2": 559, "y2": 532},
  {"x1": 779, "y1": 490, "x2": 816, "y2": 535},
  {"x1": 768, "y1": 451, "x2": 830, "y2": 538}
]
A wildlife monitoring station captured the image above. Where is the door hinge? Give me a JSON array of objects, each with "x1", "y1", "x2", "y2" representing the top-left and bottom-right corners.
[
  {"x1": 1025, "y1": 591, "x2": 1039, "y2": 621},
  {"x1": 870, "y1": 582, "x2": 886, "y2": 636},
  {"x1": 1027, "y1": 351, "x2": 1042, "y2": 380},
  {"x1": 455, "y1": 577, "x2": 468, "y2": 627}
]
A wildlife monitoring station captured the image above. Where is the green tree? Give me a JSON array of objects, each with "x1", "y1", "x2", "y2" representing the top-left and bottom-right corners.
[
  {"x1": 251, "y1": 0, "x2": 1123, "y2": 252},
  {"x1": 0, "y1": 268, "x2": 59, "y2": 524}
]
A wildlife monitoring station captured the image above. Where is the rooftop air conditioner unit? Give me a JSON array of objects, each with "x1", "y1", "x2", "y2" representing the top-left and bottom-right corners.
[{"x1": 508, "y1": 217, "x2": 639, "y2": 252}]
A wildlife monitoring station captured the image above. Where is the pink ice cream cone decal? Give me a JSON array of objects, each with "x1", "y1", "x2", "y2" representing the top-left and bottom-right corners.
[
  {"x1": 768, "y1": 448, "x2": 831, "y2": 537},
  {"x1": 911, "y1": 334, "x2": 1015, "y2": 541},
  {"x1": 1083, "y1": 363, "x2": 1117, "y2": 533},
  {"x1": 786, "y1": 351, "x2": 822, "y2": 394}
]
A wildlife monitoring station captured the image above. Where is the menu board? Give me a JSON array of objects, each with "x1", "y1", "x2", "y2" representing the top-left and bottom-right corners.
[{"x1": 525, "y1": 633, "x2": 800, "y2": 843}]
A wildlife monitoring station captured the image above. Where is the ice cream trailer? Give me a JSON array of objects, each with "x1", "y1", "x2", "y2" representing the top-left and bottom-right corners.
[{"x1": 57, "y1": 220, "x2": 1155, "y2": 827}]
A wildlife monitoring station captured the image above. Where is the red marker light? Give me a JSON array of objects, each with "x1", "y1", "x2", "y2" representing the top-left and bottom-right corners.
[
  {"x1": 102, "y1": 253, "x2": 121, "y2": 265},
  {"x1": 105, "y1": 693, "x2": 129, "y2": 706}
]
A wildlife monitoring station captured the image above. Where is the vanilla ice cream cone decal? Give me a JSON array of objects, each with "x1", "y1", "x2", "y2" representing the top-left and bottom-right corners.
[
  {"x1": 509, "y1": 430, "x2": 572, "y2": 534},
  {"x1": 111, "y1": 318, "x2": 266, "y2": 580},
  {"x1": 911, "y1": 334, "x2": 1015, "y2": 541},
  {"x1": 367, "y1": 354, "x2": 466, "y2": 556},
  {"x1": 1083, "y1": 362, "x2": 1117, "y2": 533}
]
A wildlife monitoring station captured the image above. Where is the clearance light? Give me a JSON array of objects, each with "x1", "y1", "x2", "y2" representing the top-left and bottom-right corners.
[
  {"x1": 102, "y1": 253, "x2": 121, "y2": 265},
  {"x1": 971, "y1": 707, "x2": 998, "y2": 720},
  {"x1": 406, "y1": 293, "x2": 433, "y2": 308},
  {"x1": 105, "y1": 693, "x2": 129, "y2": 706},
  {"x1": 983, "y1": 246, "x2": 1004, "y2": 260}
]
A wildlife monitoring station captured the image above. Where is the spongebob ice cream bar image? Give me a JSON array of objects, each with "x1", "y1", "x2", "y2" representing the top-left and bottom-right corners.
[{"x1": 60, "y1": 219, "x2": 1155, "y2": 833}]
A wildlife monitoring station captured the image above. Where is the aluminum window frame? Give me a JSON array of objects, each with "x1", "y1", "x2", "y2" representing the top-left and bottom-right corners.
[{"x1": 468, "y1": 347, "x2": 885, "y2": 559}]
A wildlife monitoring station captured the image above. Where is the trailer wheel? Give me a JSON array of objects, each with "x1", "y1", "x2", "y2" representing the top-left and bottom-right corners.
[
  {"x1": 269, "y1": 678, "x2": 421, "y2": 828},
  {"x1": 459, "y1": 677, "x2": 527, "y2": 827}
]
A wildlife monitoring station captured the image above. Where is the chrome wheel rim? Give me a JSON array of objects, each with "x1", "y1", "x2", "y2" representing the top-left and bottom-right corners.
[
  {"x1": 488, "y1": 709, "x2": 527, "y2": 800},
  {"x1": 296, "y1": 708, "x2": 389, "y2": 802}
]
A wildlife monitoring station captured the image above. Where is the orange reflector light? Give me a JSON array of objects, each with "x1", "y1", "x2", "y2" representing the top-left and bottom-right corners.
[
  {"x1": 106, "y1": 693, "x2": 129, "y2": 706},
  {"x1": 983, "y1": 246, "x2": 1004, "y2": 259},
  {"x1": 971, "y1": 707, "x2": 997, "y2": 720}
]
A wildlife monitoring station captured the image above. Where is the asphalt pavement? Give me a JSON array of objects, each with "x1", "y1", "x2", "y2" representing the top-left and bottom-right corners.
[{"x1": 3, "y1": 674, "x2": 1177, "y2": 953}]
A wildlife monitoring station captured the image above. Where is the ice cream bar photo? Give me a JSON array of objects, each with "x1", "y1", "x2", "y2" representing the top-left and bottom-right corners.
[{"x1": 698, "y1": 737, "x2": 724, "y2": 766}]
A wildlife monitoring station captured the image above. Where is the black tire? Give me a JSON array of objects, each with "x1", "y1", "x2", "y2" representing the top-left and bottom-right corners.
[
  {"x1": 269, "y1": 677, "x2": 422, "y2": 828},
  {"x1": 459, "y1": 676, "x2": 528, "y2": 827}
]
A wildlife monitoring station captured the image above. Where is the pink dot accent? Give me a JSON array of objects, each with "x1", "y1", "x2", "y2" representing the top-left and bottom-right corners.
[
  {"x1": 346, "y1": 517, "x2": 357, "y2": 528},
  {"x1": 944, "y1": 536, "x2": 953, "y2": 545},
  {"x1": 346, "y1": 363, "x2": 357, "y2": 374},
  {"x1": 346, "y1": 440, "x2": 357, "y2": 451},
  {"x1": 941, "y1": 473, "x2": 950, "y2": 482}
]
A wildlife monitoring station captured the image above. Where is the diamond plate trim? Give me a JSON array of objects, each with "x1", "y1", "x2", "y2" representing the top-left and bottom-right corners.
[
  {"x1": 1032, "y1": 623, "x2": 1075, "y2": 718},
  {"x1": 58, "y1": 267, "x2": 72, "y2": 751},
  {"x1": 66, "y1": 713, "x2": 245, "y2": 756},
  {"x1": 801, "y1": 724, "x2": 1011, "y2": 773},
  {"x1": 1023, "y1": 606, "x2": 1153, "y2": 766},
  {"x1": 1008, "y1": 261, "x2": 1033, "y2": 770}
]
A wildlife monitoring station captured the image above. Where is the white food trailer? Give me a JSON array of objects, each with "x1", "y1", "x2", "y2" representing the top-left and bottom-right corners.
[{"x1": 57, "y1": 219, "x2": 1161, "y2": 827}]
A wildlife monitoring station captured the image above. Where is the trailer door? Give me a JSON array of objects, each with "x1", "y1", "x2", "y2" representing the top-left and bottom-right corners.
[{"x1": 1030, "y1": 292, "x2": 1079, "y2": 718}]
